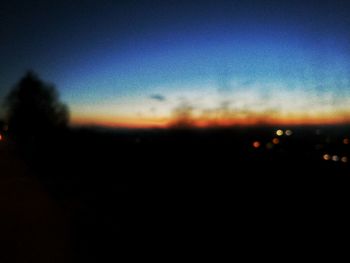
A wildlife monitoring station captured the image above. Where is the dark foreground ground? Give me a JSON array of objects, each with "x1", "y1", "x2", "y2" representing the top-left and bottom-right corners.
[{"x1": 1, "y1": 125, "x2": 350, "y2": 261}]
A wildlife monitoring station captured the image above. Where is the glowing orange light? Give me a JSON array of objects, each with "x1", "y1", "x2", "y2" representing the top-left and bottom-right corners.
[
  {"x1": 272, "y1": 138, "x2": 280, "y2": 145},
  {"x1": 0, "y1": 134, "x2": 2, "y2": 141},
  {"x1": 276, "y1": 129, "x2": 283, "y2": 136},
  {"x1": 71, "y1": 111, "x2": 350, "y2": 130},
  {"x1": 252, "y1": 141, "x2": 261, "y2": 148},
  {"x1": 343, "y1": 138, "x2": 350, "y2": 145},
  {"x1": 323, "y1": 154, "x2": 331, "y2": 161},
  {"x1": 341, "y1": 157, "x2": 348, "y2": 163}
]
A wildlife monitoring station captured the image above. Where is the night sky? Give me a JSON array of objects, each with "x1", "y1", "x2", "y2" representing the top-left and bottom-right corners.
[{"x1": 2, "y1": 0, "x2": 350, "y2": 127}]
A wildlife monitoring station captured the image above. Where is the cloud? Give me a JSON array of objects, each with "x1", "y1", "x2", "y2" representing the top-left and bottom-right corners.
[{"x1": 150, "y1": 94, "x2": 166, "y2": 101}]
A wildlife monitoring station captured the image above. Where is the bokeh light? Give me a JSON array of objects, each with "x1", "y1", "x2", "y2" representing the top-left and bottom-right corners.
[
  {"x1": 343, "y1": 138, "x2": 349, "y2": 145},
  {"x1": 341, "y1": 156, "x2": 348, "y2": 163},
  {"x1": 272, "y1": 138, "x2": 280, "y2": 145},
  {"x1": 276, "y1": 130, "x2": 284, "y2": 136},
  {"x1": 323, "y1": 154, "x2": 331, "y2": 161},
  {"x1": 332, "y1": 155, "x2": 339, "y2": 162},
  {"x1": 253, "y1": 141, "x2": 261, "y2": 149},
  {"x1": 285, "y1": 129, "x2": 293, "y2": 136}
]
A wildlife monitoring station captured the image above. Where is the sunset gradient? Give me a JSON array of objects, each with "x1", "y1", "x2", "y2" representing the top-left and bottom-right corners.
[{"x1": 2, "y1": 1, "x2": 350, "y2": 128}]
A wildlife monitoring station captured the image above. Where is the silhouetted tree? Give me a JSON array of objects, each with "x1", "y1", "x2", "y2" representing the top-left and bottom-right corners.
[{"x1": 4, "y1": 71, "x2": 69, "y2": 142}]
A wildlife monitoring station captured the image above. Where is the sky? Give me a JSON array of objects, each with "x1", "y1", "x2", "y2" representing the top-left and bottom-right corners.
[{"x1": 1, "y1": 0, "x2": 350, "y2": 128}]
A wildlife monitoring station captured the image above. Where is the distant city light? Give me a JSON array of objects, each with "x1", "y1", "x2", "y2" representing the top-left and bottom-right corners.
[
  {"x1": 341, "y1": 156, "x2": 348, "y2": 163},
  {"x1": 285, "y1": 129, "x2": 293, "y2": 136},
  {"x1": 323, "y1": 154, "x2": 331, "y2": 161},
  {"x1": 343, "y1": 138, "x2": 350, "y2": 145},
  {"x1": 276, "y1": 129, "x2": 283, "y2": 136},
  {"x1": 252, "y1": 141, "x2": 261, "y2": 148},
  {"x1": 272, "y1": 138, "x2": 280, "y2": 145},
  {"x1": 332, "y1": 155, "x2": 339, "y2": 162}
]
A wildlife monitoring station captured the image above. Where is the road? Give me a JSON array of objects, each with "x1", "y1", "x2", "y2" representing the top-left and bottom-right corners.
[{"x1": 0, "y1": 139, "x2": 71, "y2": 262}]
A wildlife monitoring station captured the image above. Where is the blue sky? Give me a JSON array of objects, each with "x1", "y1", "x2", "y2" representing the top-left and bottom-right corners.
[{"x1": 1, "y1": 0, "x2": 350, "y2": 126}]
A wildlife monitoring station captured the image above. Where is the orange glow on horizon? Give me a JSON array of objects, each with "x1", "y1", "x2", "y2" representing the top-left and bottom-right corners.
[
  {"x1": 72, "y1": 115, "x2": 169, "y2": 129},
  {"x1": 71, "y1": 113, "x2": 350, "y2": 129}
]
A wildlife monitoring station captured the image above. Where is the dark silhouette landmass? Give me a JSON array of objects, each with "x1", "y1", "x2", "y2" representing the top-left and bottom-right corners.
[{"x1": 1, "y1": 72, "x2": 349, "y2": 262}]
